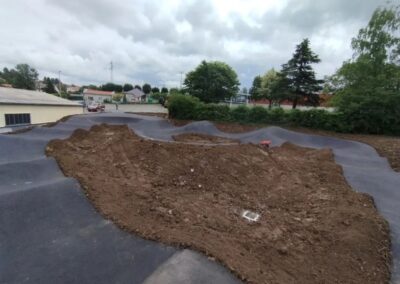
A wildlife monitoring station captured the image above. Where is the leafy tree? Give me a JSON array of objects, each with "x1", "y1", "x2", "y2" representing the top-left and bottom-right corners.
[
  {"x1": 184, "y1": 60, "x2": 240, "y2": 103},
  {"x1": 0, "y1": 64, "x2": 38, "y2": 90},
  {"x1": 0, "y1": 77, "x2": 7, "y2": 85},
  {"x1": 14, "y1": 64, "x2": 39, "y2": 90},
  {"x1": 123, "y1": 83, "x2": 133, "y2": 92},
  {"x1": 122, "y1": 94, "x2": 128, "y2": 104},
  {"x1": 134, "y1": 85, "x2": 142, "y2": 90},
  {"x1": 152, "y1": 87, "x2": 160, "y2": 93},
  {"x1": 43, "y1": 77, "x2": 56, "y2": 94},
  {"x1": 242, "y1": 87, "x2": 248, "y2": 94},
  {"x1": 142, "y1": 83, "x2": 151, "y2": 94},
  {"x1": 331, "y1": 5, "x2": 400, "y2": 133},
  {"x1": 112, "y1": 93, "x2": 123, "y2": 102},
  {"x1": 257, "y1": 69, "x2": 283, "y2": 108},
  {"x1": 161, "y1": 87, "x2": 169, "y2": 93},
  {"x1": 249, "y1": 75, "x2": 262, "y2": 100},
  {"x1": 101, "y1": 83, "x2": 123, "y2": 92},
  {"x1": 281, "y1": 39, "x2": 323, "y2": 108},
  {"x1": 169, "y1": 88, "x2": 182, "y2": 96}
]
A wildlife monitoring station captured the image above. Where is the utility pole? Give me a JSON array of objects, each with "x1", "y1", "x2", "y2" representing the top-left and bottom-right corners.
[
  {"x1": 109, "y1": 61, "x2": 114, "y2": 83},
  {"x1": 58, "y1": 71, "x2": 61, "y2": 94},
  {"x1": 180, "y1": 71, "x2": 183, "y2": 89}
]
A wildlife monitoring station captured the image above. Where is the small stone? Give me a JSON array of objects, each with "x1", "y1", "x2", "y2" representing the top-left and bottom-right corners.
[
  {"x1": 277, "y1": 246, "x2": 288, "y2": 255},
  {"x1": 190, "y1": 168, "x2": 194, "y2": 173},
  {"x1": 198, "y1": 184, "x2": 202, "y2": 188},
  {"x1": 342, "y1": 220, "x2": 350, "y2": 226}
]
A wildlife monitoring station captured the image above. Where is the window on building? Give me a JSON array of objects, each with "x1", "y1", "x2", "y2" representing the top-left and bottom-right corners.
[{"x1": 5, "y1": 113, "x2": 31, "y2": 126}]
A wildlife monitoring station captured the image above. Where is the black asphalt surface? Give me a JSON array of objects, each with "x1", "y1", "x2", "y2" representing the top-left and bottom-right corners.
[{"x1": 1, "y1": 112, "x2": 399, "y2": 283}]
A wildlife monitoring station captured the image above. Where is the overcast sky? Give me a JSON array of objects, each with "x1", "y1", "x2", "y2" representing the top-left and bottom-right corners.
[{"x1": 0, "y1": 0, "x2": 385, "y2": 88}]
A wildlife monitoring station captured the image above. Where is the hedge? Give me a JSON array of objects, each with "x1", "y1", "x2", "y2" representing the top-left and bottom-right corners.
[{"x1": 167, "y1": 94, "x2": 400, "y2": 135}]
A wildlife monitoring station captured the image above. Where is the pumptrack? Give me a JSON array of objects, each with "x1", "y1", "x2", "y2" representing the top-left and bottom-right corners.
[{"x1": 0, "y1": 112, "x2": 399, "y2": 283}]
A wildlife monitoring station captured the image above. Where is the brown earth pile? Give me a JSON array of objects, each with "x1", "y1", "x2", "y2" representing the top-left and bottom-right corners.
[
  {"x1": 46, "y1": 124, "x2": 391, "y2": 284},
  {"x1": 170, "y1": 119, "x2": 400, "y2": 172},
  {"x1": 172, "y1": 133, "x2": 239, "y2": 144}
]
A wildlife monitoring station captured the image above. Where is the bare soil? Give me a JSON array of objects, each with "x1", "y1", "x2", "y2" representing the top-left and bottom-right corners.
[
  {"x1": 47, "y1": 124, "x2": 391, "y2": 284},
  {"x1": 173, "y1": 133, "x2": 239, "y2": 144},
  {"x1": 171, "y1": 119, "x2": 400, "y2": 172}
]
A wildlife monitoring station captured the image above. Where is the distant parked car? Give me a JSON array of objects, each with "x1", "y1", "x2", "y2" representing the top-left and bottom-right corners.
[{"x1": 87, "y1": 103, "x2": 105, "y2": 112}]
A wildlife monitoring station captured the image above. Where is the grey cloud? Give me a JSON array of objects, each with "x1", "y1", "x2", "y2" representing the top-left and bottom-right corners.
[{"x1": 0, "y1": 0, "x2": 385, "y2": 88}]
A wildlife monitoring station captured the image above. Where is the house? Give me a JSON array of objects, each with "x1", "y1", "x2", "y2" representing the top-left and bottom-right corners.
[
  {"x1": 0, "y1": 87, "x2": 82, "y2": 129},
  {"x1": 226, "y1": 93, "x2": 251, "y2": 104},
  {"x1": 82, "y1": 89, "x2": 114, "y2": 104},
  {"x1": 233, "y1": 93, "x2": 250, "y2": 104},
  {"x1": 67, "y1": 85, "x2": 81, "y2": 94},
  {"x1": 124, "y1": 88, "x2": 146, "y2": 103}
]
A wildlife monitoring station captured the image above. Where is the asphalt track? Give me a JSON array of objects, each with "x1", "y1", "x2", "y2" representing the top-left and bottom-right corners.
[{"x1": 0, "y1": 112, "x2": 399, "y2": 283}]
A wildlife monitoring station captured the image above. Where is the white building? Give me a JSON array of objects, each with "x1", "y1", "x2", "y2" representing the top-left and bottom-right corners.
[
  {"x1": 0, "y1": 87, "x2": 82, "y2": 128},
  {"x1": 83, "y1": 89, "x2": 114, "y2": 104},
  {"x1": 124, "y1": 88, "x2": 146, "y2": 103}
]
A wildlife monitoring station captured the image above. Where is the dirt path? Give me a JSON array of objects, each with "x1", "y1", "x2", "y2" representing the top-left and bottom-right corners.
[{"x1": 47, "y1": 124, "x2": 391, "y2": 284}]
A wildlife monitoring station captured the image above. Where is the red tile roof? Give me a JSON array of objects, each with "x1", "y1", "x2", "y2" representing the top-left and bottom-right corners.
[{"x1": 83, "y1": 89, "x2": 114, "y2": 96}]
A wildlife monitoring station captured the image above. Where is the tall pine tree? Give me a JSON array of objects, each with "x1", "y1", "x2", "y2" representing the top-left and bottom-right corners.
[{"x1": 281, "y1": 39, "x2": 322, "y2": 108}]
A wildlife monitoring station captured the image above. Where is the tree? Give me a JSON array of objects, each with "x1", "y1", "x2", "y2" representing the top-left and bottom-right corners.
[
  {"x1": 161, "y1": 87, "x2": 169, "y2": 94},
  {"x1": 169, "y1": 88, "x2": 182, "y2": 96},
  {"x1": 101, "y1": 83, "x2": 122, "y2": 92},
  {"x1": 242, "y1": 87, "x2": 248, "y2": 94},
  {"x1": 184, "y1": 60, "x2": 240, "y2": 103},
  {"x1": 249, "y1": 76, "x2": 262, "y2": 101},
  {"x1": 123, "y1": 84, "x2": 133, "y2": 92},
  {"x1": 134, "y1": 85, "x2": 142, "y2": 90},
  {"x1": 122, "y1": 94, "x2": 128, "y2": 104},
  {"x1": 142, "y1": 83, "x2": 151, "y2": 94},
  {"x1": 281, "y1": 39, "x2": 323, "y2": 108},
  {"x1": 152, "y1": 87, "x2": 160, "y2": 93},
  {"x1": 0, "y1": 64, "x2": 38, "y2": 90},
  {"x1": 258, "y1": 69, "x2": 283, "y2": 108},
  {"x1": 43, "y1": 77, "x2": 56, "y2": 94},
  {"x1": 330, "y1": 5, "x2": 400, "y2": 134}
]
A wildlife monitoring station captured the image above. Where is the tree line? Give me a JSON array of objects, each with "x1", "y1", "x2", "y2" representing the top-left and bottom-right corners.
[
  {"x1": 0, "y1": 64, "x2": 171, "y2": 96},
  {"x1": 173, "y1": 4, "x2": 400, "y2": 134},
  {"x1": 86, "y1": 82, "x2": 170, "y2": 94}
]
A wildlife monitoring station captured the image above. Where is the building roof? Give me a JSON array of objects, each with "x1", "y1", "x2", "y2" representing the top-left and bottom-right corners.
[
  {"x1": 83, "y1": 89, "x2": 114, "y2": 96},
  {"x1": 124, "y1": 88, "x2": 145, "y2": 98},
  {"x1": 0, "y1": 87, "x2": 81, "y2": 106}
]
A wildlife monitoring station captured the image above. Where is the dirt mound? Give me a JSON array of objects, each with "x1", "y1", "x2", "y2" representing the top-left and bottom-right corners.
[
  {"x1": 173, "y1": 133, "x2": 239, "y2": 144},
  {"x1": 47, "y1": 124, "x2": 391, "y2": 284}
]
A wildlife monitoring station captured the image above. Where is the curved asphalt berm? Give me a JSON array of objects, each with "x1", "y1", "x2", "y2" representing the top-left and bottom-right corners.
[{"x1": 0, "y1": 112, "x2": 399, "y2": 283}]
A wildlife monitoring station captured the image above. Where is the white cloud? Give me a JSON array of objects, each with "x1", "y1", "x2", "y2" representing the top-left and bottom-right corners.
[{"x1": 0, "y1": 0, "x2": 383, "y2": 88}]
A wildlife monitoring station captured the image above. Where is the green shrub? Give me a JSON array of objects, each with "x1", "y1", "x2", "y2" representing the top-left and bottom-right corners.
[
  {"x1": 268, "y1": 107, "x2": 286, "y2": 123},
  {"x1": 230, "y1": 105, "x2": 250, "y2": 122},
  {"x1": 196, "y1": 104, "x2": 231, "y2": 121},
  {"x1": 167, "y1": 93, "x2": 400, "y2": 135},
  {"x1": 248, "y1": 106, "x2": 269, "y2": 123},
  {"x1": 301, "y1": 110, "x2": 328, "y2": 128},
  {"x1": 338, "y1": 94, "x2": 400, "y2": 135},
  {"x1": 168, "y1": 94, "x2": 200, "y2": 120},
  {"x1": 287, "y1": 109, "x2": 302, "y2": 124}
]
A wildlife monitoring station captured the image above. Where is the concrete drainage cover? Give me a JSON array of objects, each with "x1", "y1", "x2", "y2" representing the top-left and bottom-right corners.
[{"x1": 241, "y1": 210, "x2": 260, "y2": 222}]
